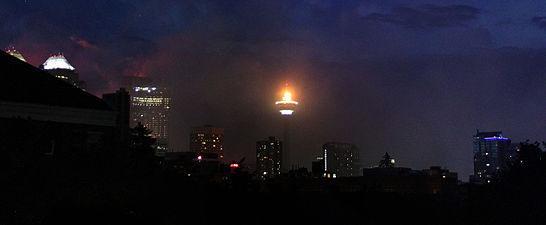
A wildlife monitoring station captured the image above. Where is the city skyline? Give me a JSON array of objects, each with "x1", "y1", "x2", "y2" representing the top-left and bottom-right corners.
[{"x1": 3, "y1": 1, "x2": 546, "y2": 180}]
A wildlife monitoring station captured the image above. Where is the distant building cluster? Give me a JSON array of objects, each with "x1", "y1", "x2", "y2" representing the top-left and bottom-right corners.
[{"x1": 3, "y1": 48, "x2": 525, "y2": 198}]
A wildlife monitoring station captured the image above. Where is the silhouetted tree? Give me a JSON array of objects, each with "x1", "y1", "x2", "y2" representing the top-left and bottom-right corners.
[
  {"x1": 128, "y1": 122, "x2": 157, "y2": 174},
  {"x1": 378, "y1": 152, "x2": 395, "y2": 168},
  {"x1": 477, "y1": 140, "x2": 546, "y2": 225}
]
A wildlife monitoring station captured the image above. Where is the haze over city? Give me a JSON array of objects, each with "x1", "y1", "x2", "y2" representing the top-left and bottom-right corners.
[{"x1": 3, "y1": 0, "x2": 546, "y2": 180}]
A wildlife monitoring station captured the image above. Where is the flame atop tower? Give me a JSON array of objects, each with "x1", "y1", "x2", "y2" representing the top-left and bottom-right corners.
[{"x1": 283, "y1": 90, "x2": 295, "y2": 101}]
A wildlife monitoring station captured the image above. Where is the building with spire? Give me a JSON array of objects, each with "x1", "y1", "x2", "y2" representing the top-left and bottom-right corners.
[
  {"x1": 275, "y1": 85, "x2": 298, "y2": 172},
  {"x1": 40, "y1": 54, "x2": 86, "y2": 90}
]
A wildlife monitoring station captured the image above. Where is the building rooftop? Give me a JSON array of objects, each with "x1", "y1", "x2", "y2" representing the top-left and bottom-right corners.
[
  {"x1": 474, "y1": 130, "x2": 503, "y2": 138},
  {"x1": 42, "y1": 54, "x2": 75, "y2": 70},
  {"x1": 6, "y1": 49, "x2": 26, "y2": 62},
  {"x1": 0, "y1": 51, "x2": 110, "y2": 110}
]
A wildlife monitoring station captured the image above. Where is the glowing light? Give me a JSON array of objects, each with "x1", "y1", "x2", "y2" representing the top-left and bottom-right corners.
[
  {"x1": 279, "y1": 110, "x2": 294, "y2": 115},
  {"x1": 42, "y1": 55, "x2": 75, "y2": 70},
  {"x1": 275, "y1": 85, "x2": 298, "y2": 116},
  {"x1": 230, "y1": 163, "x2": 239, "y2": 168},
  {"x1": 484, "y1": 137, "x2": 509, "y2": 140},
  {"x1": 275, "y1": 90, "x2": 299, "y2": 105},
  {"x1": 283, "y1": 91, "x2": 292, "y2": 101},
  {"x1": 197, "y1": 155, "x2": 202, "y2": 161},
  {"x1": 134, "y1": 86, "x2": 157, "y2": 92}
]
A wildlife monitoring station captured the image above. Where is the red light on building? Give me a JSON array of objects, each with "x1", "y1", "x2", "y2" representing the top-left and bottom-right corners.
[{"x1": 230, "y1": 163, "x2": 239, "y2": 168}]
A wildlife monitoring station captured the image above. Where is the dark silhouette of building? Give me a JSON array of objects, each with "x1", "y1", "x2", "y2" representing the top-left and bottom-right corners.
[
  {"x1": 323, "y1": 142, "x2": 360, "y2": 177},
  {"x1": 0, "y1": 50, "x2": 117, "y2": 169},
  {"x1": 422, "y1": 166, "x2": 458, "y2": 195},
  {"x1": 190, "y1": 125, "x2": 224, "y2": 160},
  {"x1": 311, "y1": 155, "x2": 325, "y2": 177},
  {"x1": 122, "y1": 76, "x2": 170, "y2": 152},
  {"x1": 471, "y1": 130, "x2": 513, "y2": 184},
  {"x1": 102, "y1": 88, "x2": 130, "y2": 145},
  {"x1": 256, "y1": 136, "x2": 282, "y2": 179},
  {"x1": 39, "y1": 54, "x2": 86, "y2": 90},
  {"x1": 361, "y1": 166, "x2": 458, "y2": 195}
]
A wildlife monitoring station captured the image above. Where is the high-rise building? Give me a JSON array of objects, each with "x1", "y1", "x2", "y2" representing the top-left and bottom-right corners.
[
  {"x1": 471, "y1": 130, "x2": 513, "y2": 184},
  {"x1": 122, "y1": 76, "x2": 170, "y2": 152},
  {"x1": 323, "y1": 142, "x2": 360, "y2": 177},
  {"x1": 189, "y1": 125, "x2": 224, "y2": 160},
  {"x1": 256, "y1": 136, "x2": 282, "y2": 179},
  {"x1": 40, "y1": 54, "x2": 86, "y2": 90},
  {"x1": 275, "y1": 85, "x2": 298, "y2": 171}
]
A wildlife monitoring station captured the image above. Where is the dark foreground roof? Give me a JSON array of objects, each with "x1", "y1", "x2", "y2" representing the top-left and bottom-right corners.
[{"x1": 0, "y1": 51, "x2": 110, "y2": 110}]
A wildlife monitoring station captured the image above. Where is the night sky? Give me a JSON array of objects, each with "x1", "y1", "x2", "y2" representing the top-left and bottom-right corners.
[{"x1": 3, "y1": 0, "x2": 546, "y2": 180}]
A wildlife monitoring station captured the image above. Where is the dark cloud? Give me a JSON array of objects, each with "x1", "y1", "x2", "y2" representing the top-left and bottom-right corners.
[
  {"x1": 69, "y1": 36, "x2": 97, "y2": 49},
  {"x1": 364, "y1": 4, "x2": 480, "y2": 28},
  {"x1": 531, "y1": 16, "x2": 546, "y2": 29}
]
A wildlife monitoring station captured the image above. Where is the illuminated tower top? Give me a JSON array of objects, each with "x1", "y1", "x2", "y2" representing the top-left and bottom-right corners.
[
  {"x1": 42, "y1": 54, "x2": 75, "y2": 70},
  {"x1": 275, "y1": 86, "x2": 298, "y2": 116},
  {"x1": 5, "y1": 48, "x2": 26, "y2": 62}
]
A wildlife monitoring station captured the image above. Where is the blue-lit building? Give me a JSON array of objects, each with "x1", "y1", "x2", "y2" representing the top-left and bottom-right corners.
[{"x1": 471, "y1": 130, "x2": 514, "y2": 184}]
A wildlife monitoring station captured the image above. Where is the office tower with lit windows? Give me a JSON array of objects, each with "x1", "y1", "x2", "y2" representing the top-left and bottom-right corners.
[
  {"x1": 40, "y1": 54, "x2": 86, "y2": 90},
  {"x1": 190, "y1": 125, "x2": 224, "y2": 160},
  {"x1": 256, "y1": 136, "x2": 283, "y2": 179},
  {"x1": 123, "y1": 76, "x2": 170, "y2": 152},
  {"x1": 275, "y1": 85, "x2": 298, "y2": 172},
  {"x1": 323, "y1": 142, "x2": 359, "y2": 177},
  {"x1": 471, "y1": 130, "x2": 513, "y2": 184}
]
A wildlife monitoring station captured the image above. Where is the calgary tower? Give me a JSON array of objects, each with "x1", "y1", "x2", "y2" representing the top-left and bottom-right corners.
[{"x1": 275, "y1": 85, "x2": 298, "y2": 172}]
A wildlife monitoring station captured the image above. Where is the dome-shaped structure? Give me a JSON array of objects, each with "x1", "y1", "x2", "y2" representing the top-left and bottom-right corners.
[{"x1": 42, "y1": 54, "x2": 75, "y2": 70}]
